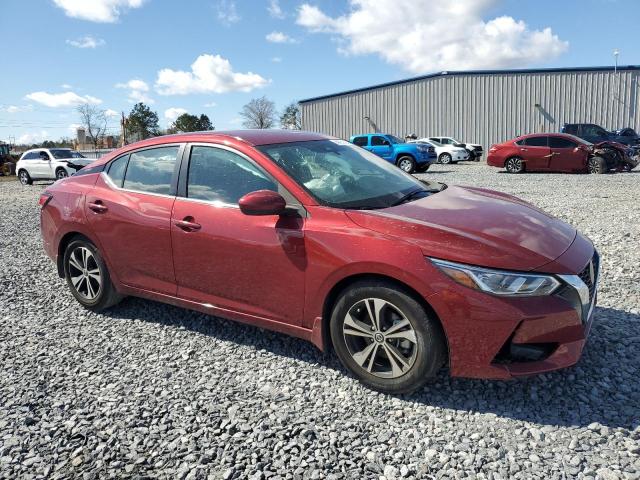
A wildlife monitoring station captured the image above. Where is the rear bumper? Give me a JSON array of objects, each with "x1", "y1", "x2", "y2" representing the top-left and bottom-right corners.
[{"x1": 486, "y1": 153, "x2": 503, "y2": 167}]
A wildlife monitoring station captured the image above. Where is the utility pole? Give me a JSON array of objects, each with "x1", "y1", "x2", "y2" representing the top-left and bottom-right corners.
[{"x1": 120, "y1": 111, "x2": 128, "y2": 146}]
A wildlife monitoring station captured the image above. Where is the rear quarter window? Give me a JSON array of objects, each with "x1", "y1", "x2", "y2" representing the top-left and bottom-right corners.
[{"x1": 352, "y1": 136, "x2": 368, "y2": 147}]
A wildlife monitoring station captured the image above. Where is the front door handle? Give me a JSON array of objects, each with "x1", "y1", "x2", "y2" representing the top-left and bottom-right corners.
[
  {"x1": 175, "y1": 217, "x2": 201, "y2": 232},
  {"x1": 88, "y1": 200, "x2": 108, "y2": 213}
]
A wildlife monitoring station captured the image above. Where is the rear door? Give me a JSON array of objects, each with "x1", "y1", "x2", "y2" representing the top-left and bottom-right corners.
[
  {"x1": 85, "y1": 144, "x2": 183, "y2": 295},
  {"x1": 549, "y1": 136, "x2": 586, "y2": 172},
  {"x1": 519, "y1": 136, "x2": 551, "y2": 171},
  {"x1": 170, "y1": 143, "x2": 306, "y2": 324},
  {"x1": 369, "y1": 135, "x2": 393, "y2": 160}
]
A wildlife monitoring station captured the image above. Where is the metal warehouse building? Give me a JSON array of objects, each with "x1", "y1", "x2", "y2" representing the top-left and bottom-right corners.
[{"x1": 299, "y1": 66, "x2": 640, "y2": 149}]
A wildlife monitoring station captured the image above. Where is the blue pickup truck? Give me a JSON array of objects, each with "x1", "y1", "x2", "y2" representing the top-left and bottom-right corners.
[{"x1": 349, "y1": 133, "x2": 436, "y2": 173}]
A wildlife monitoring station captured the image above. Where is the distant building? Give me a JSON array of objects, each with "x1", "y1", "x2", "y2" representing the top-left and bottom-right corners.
[
  {"x1": 299, "y1": 65, "x2": 640, "y2": 149},
  {"x1": 74, "y1": 127, "x2": 115, "y2": 150}
]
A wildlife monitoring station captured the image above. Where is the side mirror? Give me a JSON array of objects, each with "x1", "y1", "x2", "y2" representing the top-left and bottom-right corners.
[{"x1": 239, "y1": 190, "x2": 287, "y2": 216}]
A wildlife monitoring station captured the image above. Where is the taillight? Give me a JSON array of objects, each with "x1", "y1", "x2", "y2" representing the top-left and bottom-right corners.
[
  {"x1": 489, "y1": 145, "x2": 498, "y2": 152},
  {"x1": 39, "y1": 192, "x2": 53, "y2": 209}
]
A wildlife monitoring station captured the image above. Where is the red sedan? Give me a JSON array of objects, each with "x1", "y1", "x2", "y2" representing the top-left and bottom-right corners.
[
  {"x1": 40, "y1": 130, "x2": 599, "y2": 393},
  {"x1": 487, "y1": 132, "x2": 615, "y2": 173}
]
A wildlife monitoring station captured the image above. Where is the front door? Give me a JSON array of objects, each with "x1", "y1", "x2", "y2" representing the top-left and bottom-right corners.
[
  {"x1": 85, "y1": 145, "x2": 182, "y2": 294},
  {"x1": 548, "y1": 136, "x2": 587, "y2": 172},
  {"x1": 171, "y1": 144, "x2": 306, "y2": 325},
  {"x1": 369, "y1": 135, "x2": 393, "y2": 160},
  {"x1": 31, "y1": 150, "x2": 51, "y2": 178},
  {"x1": 519, "y1": 136, "x2": 550, "y2": 171}
]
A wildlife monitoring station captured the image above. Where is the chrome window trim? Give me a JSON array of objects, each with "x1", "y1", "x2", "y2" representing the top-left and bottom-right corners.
[{"x1": 101, "y1": 171, "x2": 177, "y2": 200}]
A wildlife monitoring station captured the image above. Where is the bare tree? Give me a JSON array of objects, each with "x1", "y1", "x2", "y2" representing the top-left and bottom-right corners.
[
  {"x1": 239, "y1": 96, "x2": 276, "y2": 129},
  {"x1": 77, "y1": 104, "x2": 107, "y2": 150}
]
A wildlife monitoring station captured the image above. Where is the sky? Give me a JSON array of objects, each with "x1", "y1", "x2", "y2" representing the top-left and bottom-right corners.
[{"x1": 1, "y1": 0, "x2": 639, "y2": 145}]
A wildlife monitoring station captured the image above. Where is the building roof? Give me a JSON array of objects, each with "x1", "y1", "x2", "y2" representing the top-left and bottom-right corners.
[{"x1": 299, "y1": 65, "x2": 640, "y2": 104}]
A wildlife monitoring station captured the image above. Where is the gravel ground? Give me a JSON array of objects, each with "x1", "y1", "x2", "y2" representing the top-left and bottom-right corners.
[{"x1": 0, "y1": 165, "x2": 638, "y2": 480}]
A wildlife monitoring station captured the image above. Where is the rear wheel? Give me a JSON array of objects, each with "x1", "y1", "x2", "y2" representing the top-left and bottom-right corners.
[
  {"x1": 505, "y1": 157, "x2": 524, "y2": 173},
  {"x1": 63, "y1": 238, "x2": 123, "y2": 311},
  {"x1": 397, "y1": 156, "x2": 416, "y2": 174},
  {"x1": 439, "y1": 153, "x2": 452, "y2": 164},
  {"x1": 330, "y1": 280, "x2": 446, "y2": 394},
  {"x1": 588, "y1": 156, "x2": 607, "y2": 174},
  {"x1": 55, "y1": 168, "x2": 68, "y2": 180},
  {"x1": 18, "y1": 169, "x2": 32, "y2": 185}
]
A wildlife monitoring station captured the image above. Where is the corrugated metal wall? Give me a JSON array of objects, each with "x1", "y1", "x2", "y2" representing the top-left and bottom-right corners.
[{"x1": 300, "y1": 70, "x2": 640, "y2": 149}]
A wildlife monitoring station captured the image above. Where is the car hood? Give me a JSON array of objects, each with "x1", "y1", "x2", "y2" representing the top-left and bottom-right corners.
[{"x1": 346, "y1": 185, "x2": 577, "y2": 272}]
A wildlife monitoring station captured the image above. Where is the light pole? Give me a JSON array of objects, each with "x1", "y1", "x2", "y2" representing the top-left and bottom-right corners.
[{"x1": 613, "y1": 49, "x2": 619, "y2": 73}]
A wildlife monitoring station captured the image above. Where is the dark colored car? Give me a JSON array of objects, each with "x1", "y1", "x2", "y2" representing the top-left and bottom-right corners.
[
  {"x1": 40, "y1": 130, "x2": 599, "y2": 393},
  {"x1": 349, "y1": 133, "x2": 436, "y2": 173},
  {"x1": 562, "y1": 123, "x2": 640, "y2": 148},
  {"x1": 487, "y1": 133, "x2": 637, "y2": 174}
]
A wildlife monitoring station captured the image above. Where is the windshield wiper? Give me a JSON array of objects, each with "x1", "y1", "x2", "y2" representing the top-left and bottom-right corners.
[{"x1": 390, "y1": 189, "x2": 429, "y2": 207}]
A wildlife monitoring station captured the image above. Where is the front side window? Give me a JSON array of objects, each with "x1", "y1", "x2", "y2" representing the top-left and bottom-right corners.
[
  {"x1": 371, "y1": 136, "x2": 389, "y2": 146},
  {"x1": 187, "y1": 146, "x2": 276, "y2": 204},
  {"x1": 123, "y1": 146, "x2": 179, "y2": 195},
  {"x1": 549, "y1": 137, "x2": 577, "y2": 149},
  {"x1": 257, "y1": 140, "x2": 428, "y2": 209},
  {"x1": 525, "y1": 136, "x2": 548, "y2": 147},
  {"x1": 39, "y1": 151, "x2": 51, "y2": 160},
  {"x1": 352, "y1": 136, "x2": 368, "y2": 147},
  {"x1": 582, "y1": 125, "x2": 607, "y2": 137}
]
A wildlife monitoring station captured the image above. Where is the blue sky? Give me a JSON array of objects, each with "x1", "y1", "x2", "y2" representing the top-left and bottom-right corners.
[{"x1": 1, "y1": 0, "x2": 639, "y2": 144}]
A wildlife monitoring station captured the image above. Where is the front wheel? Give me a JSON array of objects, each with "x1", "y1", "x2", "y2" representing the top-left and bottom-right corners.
[
  {"x1": 397, "y1": 156, "x2": 416, "y2": 174},
  {"x1": 588, "y1": 156, "x2": 607, "y2": 174},
  {"x1": 505, "y1": 157, "x2": 524, "y2": 173},
  {"x1": 18, "y1": 170, "x2": 32, "y2": 185},
  {"x1": 439, "y1": 153, "x2": 452, "y2": 164},
  {"x1": 55, "y1": 168, "x2": 69, "y2": 180},
  {"x1": 330, "y1": 280, "x2": 446, "y2": 394},
  {"x1": 63, "y1": 237, "x2": 123, "y2": 311}
]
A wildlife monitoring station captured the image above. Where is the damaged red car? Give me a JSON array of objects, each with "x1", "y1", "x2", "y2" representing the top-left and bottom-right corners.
[
  {"x1": 487, "y1": 132, "x2": 638, "y2": 174},
  {"x1": 40, "y1": 130, "x2": 599, "y2": 393}
]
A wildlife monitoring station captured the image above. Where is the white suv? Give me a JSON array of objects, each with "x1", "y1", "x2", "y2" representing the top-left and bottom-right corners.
[{"x1": 16, "y1": 148, "x2": 93, "y2": 185}]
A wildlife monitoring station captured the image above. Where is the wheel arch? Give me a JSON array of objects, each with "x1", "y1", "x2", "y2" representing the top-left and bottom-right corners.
[
  {"x1": 395, "y1": 152, "x2": 415, "y2": 163},
  {"x1": 320, "y1": 273, "x2": 449, "y2": 360},
  {"x1": 56, "y1": 232, "x2": 91, "y2": 277}
]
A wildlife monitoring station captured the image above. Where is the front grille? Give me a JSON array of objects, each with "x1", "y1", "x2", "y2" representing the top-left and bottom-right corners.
[{"x1": 578, "y1": 251, "x2": 600, "y2": 301}]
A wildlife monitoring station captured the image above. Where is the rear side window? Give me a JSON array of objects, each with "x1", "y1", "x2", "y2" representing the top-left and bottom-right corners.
[
  {"x1": 352, "y1": 136, "x2": 368, "y2": 147},
  {"x1": 107, "y1": 154, "x2": 129, "y2": 187},
  {"x1": 187, "y1": 146, "x2": 276, "y2": 204},
  {"x1": 123, "y1": 146, "x2": 179, "y2": 195},
  {"x1": 549, "y1": 137, "x2": 577, "y2": 149},
  {"x1": 525, "y1": 136, "x2": 548, "y2": 147},
  {"x1": 563, "y1": 125, "x2": 578, "y2": 135},
  {"x1": 22, "y1": 152, "x2": 38, "y2": 160},
  {"x1": 371, "y1": 136, "x2": 389, "y2": 146}
]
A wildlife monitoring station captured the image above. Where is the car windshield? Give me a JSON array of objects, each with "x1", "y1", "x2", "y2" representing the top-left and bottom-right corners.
[
  {"x1": 258, "y1": 139, "x2": 439, "y2": 209},
  {"x1": 71, "y1": 151, "x2": 86, "y2": 158},
  {"x1": 387, "y1": 135, "x2": 404, "y2": 144},
  {"x1": 50, "y1": 149, "x2": 74, "y2": 159}
]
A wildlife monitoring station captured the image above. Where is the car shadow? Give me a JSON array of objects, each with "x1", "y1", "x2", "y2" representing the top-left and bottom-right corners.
[{"x1": 102, "y1": 300, "x2": 638, "y2": 430}]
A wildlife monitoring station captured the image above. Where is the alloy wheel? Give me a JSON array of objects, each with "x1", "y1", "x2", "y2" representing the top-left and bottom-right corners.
[
  {"x1": 398, "y1": 158, "x2": 413, "y2": 173},
  {"x1": 506, "y1": 157, "x2": 522, "y2": 173},
  {"x1": 588, "y1": 158, "x2": 602, "y2": 174},
  {"x1": 342, "y1": 298, "x2": 418, "y2": 378},
  {"x1": 68, "y1": 246, "x2": 102, "y2": 301},
  {"x1": 56, "y1": 169, "x2": 68, "y2": 180},
  {"x1": 19, "y1": 171, "x2": 29, "y2": 185},
  {"x1": 440, "y1": 153, "x2": 452, "y2": 164}
]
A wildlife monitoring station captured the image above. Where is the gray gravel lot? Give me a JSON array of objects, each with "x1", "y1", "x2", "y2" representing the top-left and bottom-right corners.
[{"x1": 1, "y1": 164, "x2": 639, "y2": 479}]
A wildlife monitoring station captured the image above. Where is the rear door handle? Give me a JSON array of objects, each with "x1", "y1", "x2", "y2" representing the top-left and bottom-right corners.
[
  {"x1": 174, "y1": 217, "x2": 201, "y2": 232},
  {"x1": 88, "y1": 200, "x2": 108, "y2": 213}
]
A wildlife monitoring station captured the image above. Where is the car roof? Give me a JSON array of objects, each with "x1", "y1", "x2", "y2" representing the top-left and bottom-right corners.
[
  {"x1": 513, "y1": 133, "x2": 590, "y2": 143},
  {"x1": 161, "y1": 129, "x2": 333, "y2": 146}
]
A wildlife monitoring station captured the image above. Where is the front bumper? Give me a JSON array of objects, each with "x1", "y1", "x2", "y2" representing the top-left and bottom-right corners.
[
  {"x1": 452, "y1": 151, "x2": 470, "y2": 161},
  {"x1": 425, "y1": 251, "x2": 599, "y2": 379},
  {"x1": 417, "y1": 152, "x2": 437, "y2": 164}
]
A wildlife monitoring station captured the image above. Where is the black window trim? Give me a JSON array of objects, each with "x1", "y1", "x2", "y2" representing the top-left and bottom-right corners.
[
  {"x1": 176, "y1": 142, "x2": 304, "y2": 214},
  {"x1": 102, "y1": 143, "x2": 185, "y2": 198},
  {"x1": 371, "y1": 135, "x2": 390, "y2": 146},
  {"x1": 549, "y1": 136, "x2": 578, "y2": 149},
  {"x1": 352, "y1": 136, "x2": 368, "y2": 147},
  {"x1": 525, "y1": 135, "x2": 549, "y2": 147}
]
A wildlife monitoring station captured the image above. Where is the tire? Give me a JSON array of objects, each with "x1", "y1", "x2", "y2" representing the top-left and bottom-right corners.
[
  {"x1": 55, "y1": 168, "x2": 69, "y2": 180},
  {"x1": 329, "y1": 280, "x2": 446, "y2": 394},
  {"x1": 18, "y1": 169, "x2": 32, "y2": 185},
  {"x1": 588, "y1": 156, "x2": 607, "y2": 174},
  {"x1": 439, "y1": 153, "x2": 452, "y2": 164},
  {"x1": 505, "y1": 157, "x2": 524, "y2": 173},
  {"x1": 63, "y1": 237, "x2": 123, "y2": 312},
  {"x1": 396, "y1": 156, "x2": 416, "y2": 174}
]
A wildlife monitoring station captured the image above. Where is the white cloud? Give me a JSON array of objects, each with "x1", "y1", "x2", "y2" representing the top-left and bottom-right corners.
[
  {"x1": 25, "y1": 91, "x2": 102, "y2": 108},
  {"x1": 271, "y1": 56, "x2": 282, "y2": 63},
  {"x1": 155, "y1": 54, "x2": 270, "y2": 95},
  {"x1": 53, "y1": 0, "x2": 145, "y2": 23},
  {"x1": 216, "y1": 0, "x2": 240, "y2": 24},
  {"x1": 2, "y1": 105, "x2": 33, "y2": 113},
  {"x1": 267, "y1": 0, "x2": 285, "y2": 19},
  {"x1": 266, "y1": 31, "x2": 297, "y2": 44},
  {"x1": 116, "y1": 79, "x2": 154, "y2": 104},
  {"x1": 164, "y1": 107, "x2": 188, "y2": 122},
  {"x1": 296, "y1": 0, "x2": 568, "y2": 73},
  {"x1": 68, "y1": 123, "x2": 83, "y2": 133},
  {"x1": 105, "y1": 109, "x2": 119, "y2": 117},
  {"x1": 61, "y1": 84, "x2": 73, "y2": 89},
  {"x1": 18, "y1": 131, "x2": 50, "y2": 144},
  {"x1": 204, "y1": 101, "x2": 217, "y2": 107},
  {"x1": 66, "y1": 35, "x2": 106, "y2": 48}
]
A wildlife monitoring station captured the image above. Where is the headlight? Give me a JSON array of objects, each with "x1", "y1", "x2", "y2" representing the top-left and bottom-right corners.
[
  {"x1": 429, "y1": 258, "x2": 560, "y2": 296},
  {"x1": 417, "y1": 145, "x2": 429, "y2": 152}
]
